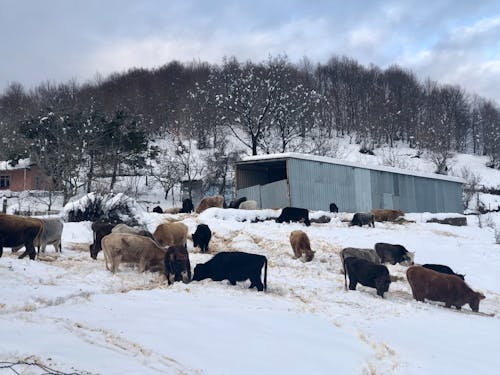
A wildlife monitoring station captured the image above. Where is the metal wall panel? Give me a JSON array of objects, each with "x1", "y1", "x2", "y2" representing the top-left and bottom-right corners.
[
  {"x1": 236, "y1": 179, "x2": 289, "y2": 209},
  {"x1": 260, "y1": 179, "x2": 289, "y2": 208},
  {"x1": 236, "y1": 185, "x2": 261, "y2": 207},
  {"x1": 287, "y1": 158, "x2": 357, "y2": 211}
]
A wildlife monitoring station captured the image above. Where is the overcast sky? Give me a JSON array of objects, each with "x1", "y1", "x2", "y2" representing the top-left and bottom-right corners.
[{"x1": 1, "y1": 0, "x2": 499, "y2": 104}]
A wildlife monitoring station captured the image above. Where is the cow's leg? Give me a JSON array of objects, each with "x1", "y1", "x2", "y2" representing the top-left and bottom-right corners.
[
  {"x1": 0, "y1": 242, "x2": 3, "y2": 257},
  {"x1": 251, "y1": 275, "x2": 264, "y2": 291},
  {"x1": 444, "y1": 302, "x2": 452, "y2": 308},
  {"x1": 138, "y1": 257, "x2": 147, "y2": 273},
  {"x1": 229, "y1": 279, "x2": 236, "y2": 286},
  {"x1": 348, "y1": 277, "x2": 357, "y2": 290},
  {"x1": 19, "y1": 242, "x2": 36, "y2": 260},
  {"x1": 455, "y1": 305, "x2": 461, "y2": 310}
]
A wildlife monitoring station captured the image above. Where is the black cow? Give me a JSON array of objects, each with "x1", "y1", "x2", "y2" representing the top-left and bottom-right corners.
[
  {"x1": 329, "y1": 203, "x2": 339, "y2": 213},
  {"x1": 179, "y1": 198, "x2": 194, "y2": 214},
  {"x1": 193, "y1": 251, "x2": 267, "y2": 292},
  {"x1": 192, "y1": 224, "x2": 212, "y2": 253},
  {"x1": 350, "y1": 212, "x2": 375, "y2": 227},
  {"x1": 229, "y1": 196, "x2": 247, "y2": 209},
  {"x1": 152, "y1": 206, "x2": 163, "y2": 214},
  {"x1": 90, "y1": 221, "x2": 117, "y2": 259},
  {"x1": 422, "y1": 264, "x2": 465, "y2": 280},
  {"x1": 343, "y1": 257, "x2": 391, "y2": 297},
  {"x1": 375, "y1": 243, "x2": 415, "y2": 265},
  {"x1": 275, "y1": 207, "x2": 311, "y2": 227}
]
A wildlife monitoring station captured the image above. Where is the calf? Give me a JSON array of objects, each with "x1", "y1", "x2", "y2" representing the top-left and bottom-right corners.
[
  {"x1": 192, "y1": 224, "x2": 212, "y2": 253},
  {"x1": 90, "y1": 221, "x2": 117, "y2": 259},
  {"x1": 193, "y1": 251, "x2": 268, "y2": 292},
  {"x1": 421, "y1": 264, "x2": 465, "y2": 280},
  {"x1": 329, "y1": 203, "x2": 338, "y2": 213},
  {"x1": 101, "y1": 233, "x2": 166, "y2": 274},
  {"x1": 371, "y1": 209, "x2": 404, "y2": 222},
  {"x1": 406, "y1": 266, "x2": 484, "y2": 312},
  {"x1": 229, "y1": 196, "x2": 247, "y2": 209},
  {"x1": 153, "y1": 222, "x2": 188, "y2": 248},
  {"x1": 239, "y1": 200, "x2": 258, "y2": 210},
  {"x1": 289, "y1": 230, "x2": 314, "y2": 262},
  {"x1": 179, "y1": 198, "x2": 194, "y2": 214},
  {"x1": 196, "y1": 195, "x2": 225, "y2": 214},
  {"x1": 344, "y1": 257, "x2": 391, "y2": 297},
  {"x1": 350, "y1": 212, "x2": 375, "y2": 227},
  {"x1": 164, "y1": 245, "x2": 192, "y2": 285},
  {"x1": 275, "y1": 207, "x2": 311, "y2": 226},
  {"x1": 152, "y1": 206, "x2": 163, "y2": 214},
  {"x1": 375, "y1": 242, "x2": 414, "y2": 266}
]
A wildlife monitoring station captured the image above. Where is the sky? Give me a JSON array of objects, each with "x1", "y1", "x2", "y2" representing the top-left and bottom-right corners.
[{"x1": 1, "y1": 0, "x2": 499, "y2": 104}]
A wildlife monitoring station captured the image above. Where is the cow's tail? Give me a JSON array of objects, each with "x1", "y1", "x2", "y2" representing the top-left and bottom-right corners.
[{"x1": 263, "y1": 257, "x2": 268, "y2": 292}]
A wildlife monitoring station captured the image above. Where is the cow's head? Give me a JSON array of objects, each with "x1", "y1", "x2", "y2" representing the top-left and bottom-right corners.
[
  {"x1": 193, "y1": 263, "x2": 209, "y2": 281},
  {"x1": 375, "y1": 274, "x2": 391, "y2": 298},
  {"x1": 89, "y1": 244, "x2": 99, "y2": 260},
  {"x1": 167, "y1": 250, "x2": 191, "y2": 284},
  {"x1": 401, "y1": 251, "x2": 415, "y2": 266},
  {"x1": 192, "y1": 232, "x2": 200, "y2": 248},
  {"x1": 469, "y1": 292, "x2": 485, "y2": 312}
]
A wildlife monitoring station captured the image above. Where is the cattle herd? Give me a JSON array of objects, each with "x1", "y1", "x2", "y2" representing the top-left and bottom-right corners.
[{"x1": 0, "y1": 197, "x2": 486, "y2": 313}]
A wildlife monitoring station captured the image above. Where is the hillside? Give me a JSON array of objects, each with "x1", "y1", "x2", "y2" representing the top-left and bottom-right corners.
[{"x1": 0, "y1": 206, "x2": 499, "y2": 374}]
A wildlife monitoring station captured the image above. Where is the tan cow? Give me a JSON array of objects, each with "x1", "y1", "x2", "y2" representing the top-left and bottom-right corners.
[
  {"x1": 195, "y1": 195, "x2": 225, "y2": 214},
  {"x1": 153, "y1": 222, "x2": 188, "y2": 248},
  {"x1": 289, "y1": 230, "x2": 314, "y2": 262},
  {"x1": 101, "y1": 233, "x2": 166, "y2": 274},
  {"x1": 371, "y1": 209, "x2": 404, "y2": 222}
]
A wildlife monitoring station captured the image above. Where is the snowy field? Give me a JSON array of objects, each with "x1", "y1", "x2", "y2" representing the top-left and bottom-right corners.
[{"x1": 1, "y1": 208, "x2": 500, "y2": 375}]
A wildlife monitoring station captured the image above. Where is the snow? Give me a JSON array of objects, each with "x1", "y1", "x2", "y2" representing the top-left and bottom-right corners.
[
  {"x1": 1, "y1": 208, "x2": 500, "y2": 374},
  {"x1": 2, "y1": 137, "x2": 500, "y2": 373},
  {"x1": 0, "y1": 158, "x2": 31, "y2": 171}
]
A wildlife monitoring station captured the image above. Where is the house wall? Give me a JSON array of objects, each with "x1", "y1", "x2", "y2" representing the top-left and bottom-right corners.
[{"x1": 0, "y1": 166, "x2": 50, "y2": 192}]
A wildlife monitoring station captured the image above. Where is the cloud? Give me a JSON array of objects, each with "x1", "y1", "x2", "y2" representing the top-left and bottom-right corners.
[{"x1": 0, "y1": 0, "x2": 499, "y2": 104}]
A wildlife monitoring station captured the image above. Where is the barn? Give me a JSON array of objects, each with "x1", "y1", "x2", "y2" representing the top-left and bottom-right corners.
[{"x1": 235, "y1": 153, "x2": 464, "y2": 213}]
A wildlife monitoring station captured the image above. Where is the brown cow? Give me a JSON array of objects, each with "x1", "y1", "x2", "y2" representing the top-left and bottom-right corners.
[
  {"x1": 0, "y1": 214, "x2": 44, "y2": 260},
  {"x1": 164, "y1": 245, "x2": 192, "y2": 285},
  {"x1": 90, "y1": 221, "x2": 117, "y2": 259},
  {"x1": 195, "y1": 195, "x2": 225, "y2": 214},
  {"x1": 153, "y1": 222, "x2": 188, "y2": 248},
  {"x1": 101, "y1": 233, "x2": 166, "y2": 274},
  {"x1": 371, "y1": 209, "x2": 404, "y2": 222},
  {"x1": 406, "y1": 266, "x2": 485, "y2": 312},
  {"x1": 289, "y1": 230, "x2": 314, "y2": 262}
]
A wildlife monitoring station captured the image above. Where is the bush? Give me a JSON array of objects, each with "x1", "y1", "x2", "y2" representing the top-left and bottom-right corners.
[{"x1": 62, "y1": 192, "x2": 144, "y2": 225}]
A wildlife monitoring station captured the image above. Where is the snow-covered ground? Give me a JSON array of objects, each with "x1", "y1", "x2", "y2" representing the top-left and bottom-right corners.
[{"x1": 1, "y1": 208, "x2": 500, "y2": 374}]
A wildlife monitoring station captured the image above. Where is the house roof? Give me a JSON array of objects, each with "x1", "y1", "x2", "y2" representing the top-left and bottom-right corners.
[
  {"x1": 0, "y1": 158, "x2": 32, "y2": 171},
  {"x1": 238, "y1": 152, "x2": 465, "y2": 183}
]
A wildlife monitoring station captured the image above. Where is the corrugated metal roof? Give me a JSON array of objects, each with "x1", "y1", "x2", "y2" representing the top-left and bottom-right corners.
[{"x1": 238, "y1": 152, "x2": 464, "y2": 183}]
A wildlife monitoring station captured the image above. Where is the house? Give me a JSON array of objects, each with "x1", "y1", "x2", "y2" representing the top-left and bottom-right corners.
[
  {"x1": 0, "y1": 159, "x2": 51, "y2": 192},
  {"x1": 235, "y1": 152, "x2": 464, "y2": 213}
]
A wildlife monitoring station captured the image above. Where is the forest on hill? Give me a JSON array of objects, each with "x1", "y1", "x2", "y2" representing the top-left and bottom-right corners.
[{"x1": 1, "y1": 55, "x2": 499, "y2": 203}]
